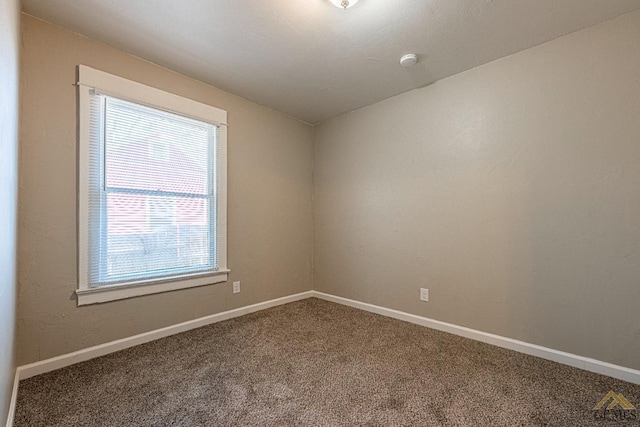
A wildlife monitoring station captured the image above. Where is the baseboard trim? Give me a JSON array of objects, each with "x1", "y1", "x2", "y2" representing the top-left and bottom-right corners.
[
  {"x1": 15, "y1": 289, "x2": 640, "y2": 387},
  {"x1": 311, "y1": 291, "x2": 640, "y2": 385},
  {"x1": 17, "y1": 291, "x2": 313, "y2": 381},
  {"x1": 5, "y1": 369, "x2": 19, "y2": 427}
]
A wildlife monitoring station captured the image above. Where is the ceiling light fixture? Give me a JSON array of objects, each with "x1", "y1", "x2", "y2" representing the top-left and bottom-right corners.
[{"x1": 329, "y1": 0, "x2": 359, "y2": 10}]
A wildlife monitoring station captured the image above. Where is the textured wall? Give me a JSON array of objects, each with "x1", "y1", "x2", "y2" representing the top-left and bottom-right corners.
[
  {"x1": 18, "y1": 15, "x2": 313, "y2": 365},
  {"x1": 314, "y1": 10, "x2": 640, "y2": 370},
  {"x1": 0, "y1": 0, "x2": 20, "y2": 421}
]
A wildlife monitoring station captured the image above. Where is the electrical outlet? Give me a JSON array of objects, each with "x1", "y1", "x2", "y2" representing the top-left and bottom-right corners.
[
  {"x1": 420, "y1": 288, "x2": 429, "y2": 302},
  {"x1": 233, "y1": 281, "x2": 241, "y2": 294}
]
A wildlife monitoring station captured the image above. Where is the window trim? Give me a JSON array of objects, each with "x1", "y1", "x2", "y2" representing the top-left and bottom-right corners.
[{"x1": 77, "y1": 65, "x2": 228, "y2": 305}]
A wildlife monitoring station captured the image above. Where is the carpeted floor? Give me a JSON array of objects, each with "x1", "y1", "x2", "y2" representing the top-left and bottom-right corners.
[{"x1": 15, "y1": 298, "x2": 640, "y2": 426}]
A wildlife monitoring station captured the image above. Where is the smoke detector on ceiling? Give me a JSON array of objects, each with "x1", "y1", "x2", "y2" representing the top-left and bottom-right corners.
[{"x1": 399, "y1": 54, "x2": 418, "y2": 67}]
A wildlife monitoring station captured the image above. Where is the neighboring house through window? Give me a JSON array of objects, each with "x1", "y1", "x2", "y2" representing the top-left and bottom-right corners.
[{"x1": 77, "y1": 65, "x2": 228, "y2": 305}]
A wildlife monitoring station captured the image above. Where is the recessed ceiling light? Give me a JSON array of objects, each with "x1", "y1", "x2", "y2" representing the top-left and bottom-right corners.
[
  {"x1": 329, "y1": 0, "x2": 360, "y2": 10},
  {"x1": 399, "y1": 54, "x2": 418, "y2": 67}
]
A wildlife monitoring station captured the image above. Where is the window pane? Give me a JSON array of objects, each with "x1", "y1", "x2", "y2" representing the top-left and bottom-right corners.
[
  {"x1": 89, "y1": 94, "x2": 219, "y2": 287},
  {"x1": 106, "y1": 193, "x2": 213, "y2": 281},
  {"x1": 105, "y1": 97, "x2": 212, "y2": 195},
  {"x1": 78, "y1": 67, "x2": 228, "y2": 301}
]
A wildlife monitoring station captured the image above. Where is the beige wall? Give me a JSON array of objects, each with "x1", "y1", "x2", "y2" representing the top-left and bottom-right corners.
[
  {"x1": 0, "y1": 0, "x2": 20, "y2": 421},
  {"x1": 314, "y1": 10, "x2": 640, "y2": 370},
  {"x1": 18, "y1": 14, "x2": 313, "y2": 365}
]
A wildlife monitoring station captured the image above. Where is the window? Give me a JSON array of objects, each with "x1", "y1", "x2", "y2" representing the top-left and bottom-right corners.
[{"x1": 77, "y1": 65, "x2": 228, "y2": 305}]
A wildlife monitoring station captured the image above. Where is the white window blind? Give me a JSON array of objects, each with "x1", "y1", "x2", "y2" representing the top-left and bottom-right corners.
[
  {"x1": 88, "y1": 95, "x2": 218, "y2": 287},
  {"x1": 77, "y1": 65, "x2": 228, "y2": 304}
]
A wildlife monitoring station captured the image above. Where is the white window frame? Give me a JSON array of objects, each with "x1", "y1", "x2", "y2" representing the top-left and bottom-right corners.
[{"x1": 77, "y1": 65, "x2": 228, "y2": 305}]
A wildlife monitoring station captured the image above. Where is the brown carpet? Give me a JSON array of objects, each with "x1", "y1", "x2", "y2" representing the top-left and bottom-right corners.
[{"x1": 15, "y1": 298, "x2": 640, "y2": 426}]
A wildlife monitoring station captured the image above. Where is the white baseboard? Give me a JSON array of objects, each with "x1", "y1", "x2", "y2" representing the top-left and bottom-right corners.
[
  {"x1": 17, "y1": 291, "x2": 313, "y2": 381},
  {"x1": 5, "y1": 369, "x2": 19, "y2": 427},
  {"x1": 14, "y1": 289, "x2": 640, "y2": 388},
  {"x1": 311, "y1": 291, "x2": 640, "y2": 385}
]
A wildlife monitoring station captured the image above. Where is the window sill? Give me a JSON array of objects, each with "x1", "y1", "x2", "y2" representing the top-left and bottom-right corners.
[{"x1": 76, "y1": 270, "x2": 230, "y2": 305}]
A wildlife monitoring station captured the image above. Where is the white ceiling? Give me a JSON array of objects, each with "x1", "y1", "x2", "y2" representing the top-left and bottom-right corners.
[{"x1": 21, "y1": 0, "x2": 640, "y2": 124}]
